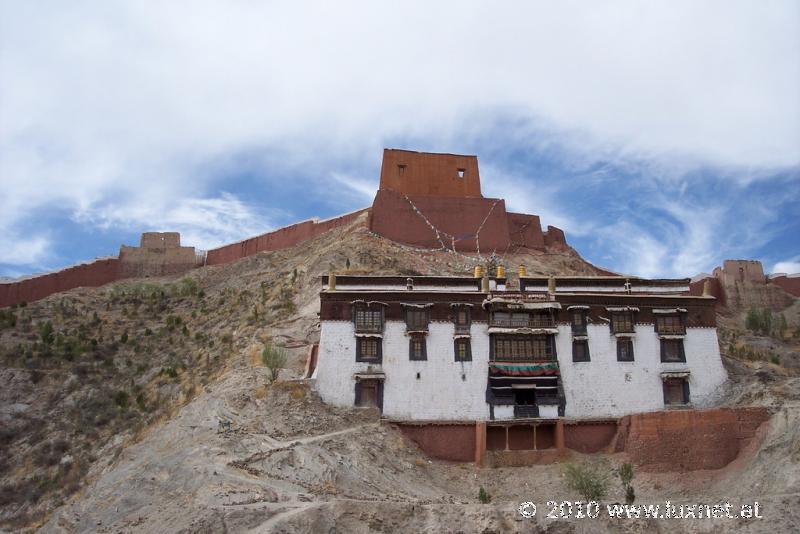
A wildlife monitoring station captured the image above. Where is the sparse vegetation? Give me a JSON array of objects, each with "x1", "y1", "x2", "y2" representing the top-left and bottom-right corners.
[
  {"x1": 616, "y1": 462, "x2": 635, "y2": 504},
  {"x1": 261, "y1": 343, "x2": 289, "y2": 383},
  {"x1": 478, "y1": 486, "x2": 491, "y2": 504},
  {"x1": 563, "y1": 462, "x2": 609, "y2": 502}
]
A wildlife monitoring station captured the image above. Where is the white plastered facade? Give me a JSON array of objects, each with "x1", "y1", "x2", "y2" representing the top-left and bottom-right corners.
[{"x1": 315, "y1": 320, "x2": 727, "y2": 420}]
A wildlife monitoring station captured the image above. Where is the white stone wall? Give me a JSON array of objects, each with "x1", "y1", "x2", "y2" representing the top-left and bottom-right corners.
[
  {"x1": 315, "y1": 320, "x2": 490, "y2": 420},
  {"x1": 556, "y1": 324, "x2": 727, "y2": 418},
  {"x1": 316, "y1": 320, "x2": 728, "y2": 420}
]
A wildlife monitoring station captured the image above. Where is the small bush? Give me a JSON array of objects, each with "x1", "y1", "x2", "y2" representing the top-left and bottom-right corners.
[
  {"x1": 261, "y1": 344, "x2": 289, "y2": 383},
  {"x1": 161, "y1": 366, "x2": 178, "y2": 379},
  {"x1": 478, "y1": 486, "x2": 491, "y2": 504},
  {"x1": 114, "y1": 391, "x2": 129, "y2": 410},
  {"x1": 616, "y1": 462, "x2": 635, "y2": 504},
  {"x1": 38, "y1": 321, "x2": 54, "y2": 345},
  {"x1": 564, "y1": 462, "x2": 609, "y2": 502}
]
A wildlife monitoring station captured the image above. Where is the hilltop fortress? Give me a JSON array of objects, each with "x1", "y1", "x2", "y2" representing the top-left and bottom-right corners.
[{"x1": 0, "y1": 149, "x2": 568, "y2": 308}]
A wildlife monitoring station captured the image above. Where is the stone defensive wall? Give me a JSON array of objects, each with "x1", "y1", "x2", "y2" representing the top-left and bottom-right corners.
[
  {"x1": 691, "y1": 259, "x2": 799, "y2": 310},
  {"x1": 205, "y1": 209, "x2": 368, "y2": 266},
  {"x1": 0, "y1": 232, "x2": 202, "y2": 308},
  {"x1": 0, "y1": 257, "x2": 121, "y2": 308},
  {"x1": 769, "y1": 273, "x2": 800, "y2": 297},
  {"x1": 368, "y1": 149, "x2": 567, "y2": 253},
  {"x1": 394, "y1": 407, "x2": 771, "y2": 470}
]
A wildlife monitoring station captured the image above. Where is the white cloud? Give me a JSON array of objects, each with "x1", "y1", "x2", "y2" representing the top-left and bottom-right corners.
[
  {"x1": 0, "y1": 1, "x2": 798, "y2": 275},
  {"x1": 772, "y1": 258, "x2": 800, "y2": 275},
  {"x1": 74, "y1": 193, "x2": 279, "y2": 250},
  {"x1": 0, "y1": 233, "x2": 52, "y2": 267}
]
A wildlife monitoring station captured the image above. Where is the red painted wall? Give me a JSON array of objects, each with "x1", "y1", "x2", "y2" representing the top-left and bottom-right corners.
[
  {"x1": 0, "y1": 258, "x2": 120, "y2": 308},
  {"x1": 564, "y1": 421, "x2": 618, "y2": 453},
  {"x1": 205, "y1": 209, "x2": 367, "y2": 266},
  {"x1": 396, "y1": 423, "x2": 476, "y2": 462},
  {"x1": 688, "y1": 276, "x2": 726, "y2": 306},
  {"x1": 615, "y1": 407, "x2": 770, "y2": 471},
  {"x1": 770, "y1": 275, "x2": 800, "y2": 297},
  {"x1": 379, "y1": 149, "x2": 482, "y2": 198}
]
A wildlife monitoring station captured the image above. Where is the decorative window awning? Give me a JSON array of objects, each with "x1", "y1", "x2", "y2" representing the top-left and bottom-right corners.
[
  {"x1": 354, "y1": 333, "x2": 383, "y2": 338},
  {"x1": 658, "y1": 334, "x2": 686, "y2": 339},
  {"x1": 605, "y1": 306, "x2": 639, "y2": 312},
  {"x1": 567, "y1": 305, "x2": 590, "y2": 310},
  {"x1": 450, "y1": 302, "x2": 474, "y2": 308},
  {"x1": 401, "y1": 302, "x2": 434, "y2": 308},
  {"x1": 660, "y1": 371, "x2": 690, "y2": 380},
  {"x1": 489, "y1": 362, "x2": 560, "y2": 376},
  {"x1": 483, "y1": 298, "x2": 562, "y2": 310},
  {"x1": 653, "y1": 308, "x2": 687, "y2": 314},
  {"x1": 488, "y1": 327, "x2": 559, "y2": 335},
  {"x1": 614, "y1": 332, "x2": 635, "y2": 338},
  {"x1": 350, "y1": 300, "x2": 389, "y2": 307},
  {"x1": 353, "y1": 372, "x2": 386, "y2": 381},
  {"x1": 453, "y1": 334, "x2": 471, "y2": 340}
]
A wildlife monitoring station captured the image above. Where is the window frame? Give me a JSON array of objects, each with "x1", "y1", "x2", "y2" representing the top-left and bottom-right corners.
[
  {"x1": 655, "y1": 314, "x2": 685, "y2": 335},
  {"x1": 409, "y1": 334, "x2": 427, "y2": 361},
  {"x1": 570, "y1": 309, "x2": 588, "y2": 335},
  {"x1": 611, "y1": 311, "x2": 634, "y2": 334},
  {"x1": 355, "y1": 336, "x2": 382, "y2": 363},
  {"x1": 405, "y1": 308, "x2": 430, "y2": 332},
  {"x1": 660, "y1": 338, "x2": 686, "y2": 363},
  {"x1": 353, "y1": 305, "x2": 384, "y2": 334},
  {"x1": 662, "y1": 377, "x2": 690, "y2": 406},
  {"x1": 616, "y1": 337, "x2": 635, "y2": 362},
  {"x1": 572, "y1": 339, "x2": 590, "y2": 362},
  {"x1": 454, "y1": 338, "x2": 472, "y2": 362},
  {"x1": 491, "y1": 334, "x2": 556, "y2": 361},
  {"x1": 453, "y1": 306, "x2": 471, "y2": 334}
]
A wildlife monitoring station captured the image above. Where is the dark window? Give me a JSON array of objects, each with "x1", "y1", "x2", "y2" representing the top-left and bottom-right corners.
[
  {"x1": 454, "y1": 338, "x2": 472, "y2": 361},
  {"x1": 660, "y1": 339, "x2": 686, "y2": 362},
  {"x1": 409, "y1": 334, "x2": 427, "y2": 360},
  {"x1": 405, "y1": 309, "x2": 429, "y2": 331},
  {"x1": 398, "y1": 164, "x2": 407, "y2": 176},
  {"x1": 354, "y1": 306, "x2": 383, "y2": 333},
  {"x1": 572, "y1": 340, "x2": 590, "y2": 362},
  {"x1": 617, "y1": 337, "x2": 634, "y2": 361},
  {"x1": 492, "y1": 335, "x2": 555, "y2": 361},
  {"x1": 356, "y1": 337, "x2": 381, "y2": 362},
  {"x1": 454, "y1": 307, "x2": 471, "y2": 333},
  {"x1": 663, "y1": 378, "x2": 690, "y2": 405},
  {"x1": 355, "y1": 380, "x2": 382, "y2": 411},
  {"x1": 655, "y1": 314, "x2": 685, "y2": 335},
  {"x1": 571, "y1": 309, "x2": 588, "y2": 334},
  {"x1": 611, "y1": 312, "x2": 634, "y2": 333},
  {"x1": 491, "y1": 311, "x2": 553, "y2": 328}
]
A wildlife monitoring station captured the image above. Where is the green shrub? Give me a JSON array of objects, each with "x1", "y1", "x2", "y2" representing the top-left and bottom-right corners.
[
  {"x1": 261, "y1": 344, "x2": 289, "y2": 383},
  {"x1": 114, "y1": 391, "x2": 129, "y2": 410},
  {"x1": 616, "y1": 462, "x2": 635, "y2": 504},
  {"x1": 478, "y1": 486, "x2": 491, "y2": 504},
  {"x1": 564, "y1": 463, "x2": 609, "y2": 502},
  {"x1": 161, "y1": 367, "x2": 178, "y2": 379},
  {"x1": 38, "y1": 321, "x2": 54, "y2": 345}
]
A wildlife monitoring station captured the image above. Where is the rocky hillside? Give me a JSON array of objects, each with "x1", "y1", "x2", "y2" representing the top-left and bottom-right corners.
[
  {"x1": 1, "y1": 212, "x2": 798, "y2": 532},
  {"x1": 0, "y1": 213, "x2": 606, "y2": 531}
]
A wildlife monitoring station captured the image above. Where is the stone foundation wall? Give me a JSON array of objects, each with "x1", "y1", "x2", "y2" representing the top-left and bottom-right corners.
[
  {"x1": 395, "y1": 423, "x2": 476, "y2": 462},
  {"x1": 613, "y1": 407, "x2": 770, "y2": 471}
]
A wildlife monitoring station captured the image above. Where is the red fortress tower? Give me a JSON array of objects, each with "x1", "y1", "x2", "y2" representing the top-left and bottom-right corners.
[{"x1": 368, "y1": 149, "x2": 566, "y2": 253}]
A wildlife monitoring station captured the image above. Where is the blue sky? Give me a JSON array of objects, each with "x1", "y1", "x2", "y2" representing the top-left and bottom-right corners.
[{"x1": 1, "y1": 1, "x2": 798, "y2": 279}]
